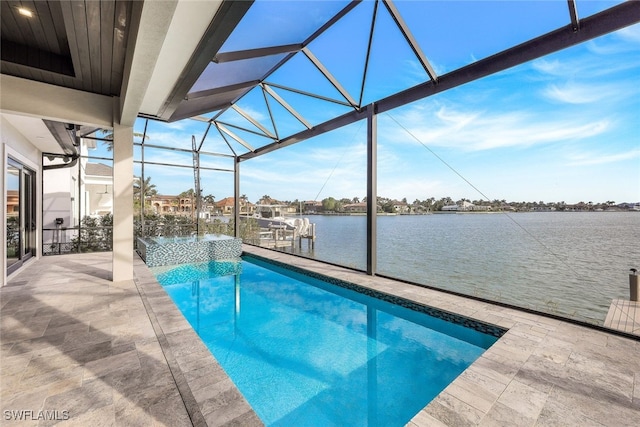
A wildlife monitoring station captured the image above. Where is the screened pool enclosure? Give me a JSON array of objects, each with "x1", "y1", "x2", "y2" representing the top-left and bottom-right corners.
[{"x1": 8, "y1": 0, "x2": 640, "y2": 328}]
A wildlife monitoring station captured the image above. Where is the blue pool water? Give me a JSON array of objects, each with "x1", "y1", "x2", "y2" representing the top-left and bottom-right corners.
[{"x1": 152, "y1": 256, "x2": 501, "y2": 426}]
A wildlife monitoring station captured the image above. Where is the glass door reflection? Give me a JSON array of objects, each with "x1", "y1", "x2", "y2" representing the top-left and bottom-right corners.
[
  {"x1": 6, "y1": 160, "x2": 21, "y2": 274},
  {"x1": 6, "y1": 158, "x2": 36, "y2": 276},
  {"x1": 23, "y1": 168, "x2": 36, "y2": 261}
]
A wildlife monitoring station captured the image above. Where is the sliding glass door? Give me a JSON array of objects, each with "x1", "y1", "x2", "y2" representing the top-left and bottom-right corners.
[
  {"x1": 6, "y1": 160, "x2": 20, "y2": 273},
  {"x1": 6, "y1": 158, "x2": 36, "y2": 276}
]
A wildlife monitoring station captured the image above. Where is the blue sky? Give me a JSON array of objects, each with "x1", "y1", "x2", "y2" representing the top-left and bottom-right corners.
[{"x1": 90, "y1": 1, "x2": 640, "y2": 205}]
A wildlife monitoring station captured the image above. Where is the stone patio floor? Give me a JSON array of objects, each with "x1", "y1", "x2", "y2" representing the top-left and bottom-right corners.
[{"x1": 1, "y1": 249, "x2": 639, "y2": 426}]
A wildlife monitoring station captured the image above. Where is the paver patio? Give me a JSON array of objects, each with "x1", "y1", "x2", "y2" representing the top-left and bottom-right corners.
[{"x1": 2, "y1": 250, "x2": 639, "y2": 426}]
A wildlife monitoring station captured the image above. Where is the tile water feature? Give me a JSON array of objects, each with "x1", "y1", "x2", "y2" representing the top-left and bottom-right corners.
[{"x1": 136, "y1": 234, "x2": 242, "y2": 267}]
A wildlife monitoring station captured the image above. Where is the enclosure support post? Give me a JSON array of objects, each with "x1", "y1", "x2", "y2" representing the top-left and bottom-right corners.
[
  {"x1": 112, "y1": 122, "x2": 134, "y2": 282},
  {"x1": 366, "y1": 103, "x2": 377, "y2": 276},
  {"x1": 192, "y1": 135, "x2": 201, "y2": 236},
  {"x1": 234, "y1": 157, "x2": 240, "y2": 238},
  {"x1": 140, "y1": 120, "x2": 148, "y2": 238}
]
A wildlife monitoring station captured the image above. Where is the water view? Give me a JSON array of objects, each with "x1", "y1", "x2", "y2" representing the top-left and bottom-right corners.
[{"x1": 284, "y1": 212, "x2": 639, "y2": 324}]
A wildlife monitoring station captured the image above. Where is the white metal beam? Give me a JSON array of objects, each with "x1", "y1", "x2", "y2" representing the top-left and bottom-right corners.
[
  {"x1": 231, "y1": 104, "x2": 276, "y2": 139},
  {"x1": 262, "y1": 84, "x2": 312, "y2": 130},
  {"x1": 216, "y1": 123, "x2": 255, "y2": 152}
]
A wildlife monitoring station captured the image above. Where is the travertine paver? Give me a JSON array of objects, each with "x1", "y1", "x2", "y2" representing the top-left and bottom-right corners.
[
  {"x1": 3, "y1": 250, "x2": 640, "y2": 426},
  {"x1": 1, "y1": 253, "x2": 193, "y2": 426}
]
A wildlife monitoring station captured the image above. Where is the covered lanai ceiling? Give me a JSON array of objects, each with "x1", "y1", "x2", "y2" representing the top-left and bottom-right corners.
[{"x1": 1, "y1": 0, "x2": 639, "y2": 156}]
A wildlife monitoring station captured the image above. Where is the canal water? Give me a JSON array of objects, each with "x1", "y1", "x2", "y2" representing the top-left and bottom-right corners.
[{"x1": 289, "y1": 212, "x2": 640, "y2": 324}]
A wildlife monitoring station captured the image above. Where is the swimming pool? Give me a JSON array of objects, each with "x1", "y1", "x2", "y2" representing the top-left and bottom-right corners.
[{"x1": 152, "y1": 255, "x2": 503, "y2": 426}]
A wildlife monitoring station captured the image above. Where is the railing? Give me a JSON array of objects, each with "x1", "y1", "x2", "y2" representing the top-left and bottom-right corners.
[
  {"x1": 42, "y1": 226, "x2": 113, "y2": 255},
  {"x1": 133, "y1": 218, "x2": 236, "y2": 248},
  {"x1": 41, "y1": 217, "x2": 241, "y2": 254},
  {"x1": 135, "y1": 222, "x2": 197, "y2": 239}
]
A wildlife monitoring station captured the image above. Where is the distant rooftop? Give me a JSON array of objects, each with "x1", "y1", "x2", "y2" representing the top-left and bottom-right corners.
[{"x1": 85, "y1": 163, "x2": 113, "y2": 177}]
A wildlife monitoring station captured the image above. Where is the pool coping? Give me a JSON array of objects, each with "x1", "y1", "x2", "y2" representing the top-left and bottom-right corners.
[
  {"x1": 134, "y1": 246, "x2": 640, "y2": 426},
  {"x1": 133, "y1": 253, "x2": 262, "y2": 426}
]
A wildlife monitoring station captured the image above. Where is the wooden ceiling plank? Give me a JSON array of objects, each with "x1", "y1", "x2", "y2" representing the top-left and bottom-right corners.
[
  {"x1": 23, "y1": 0, "x2": 49, "y2": 53},
  {"x1": 29, "y1": 66, "x2": 44, "y2": 83},
  {"x1": 0, "y1": 62, "x2": 20, "y2": 77},
  {"x1": 23, "y1": 0, "x2": 61, "y2": 75},
  {"x1": 86, "y1": 0, "x2": 102, "y2": 94},
  {"x1": 69, "y1": 0, "x2": 92, "y2": 91},
  {"x1": 1, "y1": 0, "x2": 74, "y2": 77},
  {"x1": 2, "y1": 2, "x2": 27, "y2": 46},
  {"x1": 60, "y1": 73, "x2": 74, "y2": 86},
  {"x1": 49, "y1": 1, "x2": 71, "y2": 58},
  {"x1": 59, "y1": 1, "x2": 83, "y2": 88},
  {"x1": 51, "y1": 70, "x2": 64, "y2": 87},
  {"x1": 111, "y1": 0, "x2": 130, "y2": 96},
  {"x1": 1, "y1": 3, "x2": 19, "y2": 43},
  {"x1": 1, "y1": 39, "x2": 74, "y2": 76},
  {"x1": 100, "y1": 0, "x2": 115, "y2": 95},
  {"x1": 34, "y1": 1, "x2": 62, "y2": 55}
]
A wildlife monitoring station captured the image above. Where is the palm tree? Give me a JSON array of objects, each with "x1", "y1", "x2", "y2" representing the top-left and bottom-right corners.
[
  {"x1": 260, "y1": 195, "x2": 272, "y2": 204},
  {"x1": 133, "y1": 176, "x2": 157, "y2": 199},
  {"x1": 133, "y1": 176, "x2": 157, "y2": 214}
]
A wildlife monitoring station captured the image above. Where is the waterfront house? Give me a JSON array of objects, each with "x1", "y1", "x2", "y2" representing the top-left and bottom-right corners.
[
  {"x1": 216, "y1": 197, "x2": 235, "y2": 215},
  {"x1": 148, "y1": 195, "x2": 180, "y2": 215},
  {"x1": 392, "y1": 201, "x2": 410, "y2": 214},
  {"x1": 303, "y1": 200, "x2": 323, "y2": 213},
  {"x1": 343, "y1": 202, "x2": 368, "y2": 213},
  {"x1": 215, "y1": 197, "x2": 255, "y2": 216}
]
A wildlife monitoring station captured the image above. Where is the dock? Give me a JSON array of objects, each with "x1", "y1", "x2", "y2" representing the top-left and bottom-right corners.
[
  {"x1": 255, "y1": 224, "x2": 316, "y2": 251},
  {"x1": 603, "y1": 299, "x2": 640, "y2": 336}
]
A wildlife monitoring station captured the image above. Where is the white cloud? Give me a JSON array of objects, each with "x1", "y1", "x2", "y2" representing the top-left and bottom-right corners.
[
  {"x1": 586, "y1": 24, "x2": 640, "y2": 55},
  {"x1": 383, "y1": 104, "x2": 611, "y2": 152},
  {"x1": 530, "y1": 58, "x2": 565, "y2": 77},
  {"x1": 240, "y1": 142, "x2": 368, "y2": 201},
  {"x1": 617, "y1": 23, "x2": 640, "y2": 44},
  {"x1": 531, "y1": 49, "x2": 639, "y2": 81},
  {"x1": 146, "y1": 131, "x2": 193, "y2": 150},
  {"x1": 542, "y1": 82, "x2": 611, "y2": 104},
  {"x1": 142, "y1": 148, "x2": 192, "y2": 165},
  {"x1": 566, "y1": 149, "x2": 640, "y2": 166},
  {"x1": 164, "y1": 121, "x2": 188, "y2": 131}
]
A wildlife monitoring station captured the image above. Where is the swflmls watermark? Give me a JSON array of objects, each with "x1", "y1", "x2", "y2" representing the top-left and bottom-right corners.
[{"x1": 3, "y1": 410, "x2": 70, "y2": 421}]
